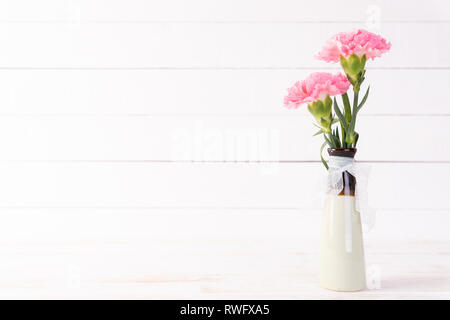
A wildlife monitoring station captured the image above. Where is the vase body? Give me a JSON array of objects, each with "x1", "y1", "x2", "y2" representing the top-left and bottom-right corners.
[{"x1": 319, "y1": 148, "x2": 366, "y2": 291}]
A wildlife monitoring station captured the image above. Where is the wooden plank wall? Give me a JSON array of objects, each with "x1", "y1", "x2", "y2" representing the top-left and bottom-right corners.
[{"x1": 0, "y1": 0, "x2": 449, "y2": 298}]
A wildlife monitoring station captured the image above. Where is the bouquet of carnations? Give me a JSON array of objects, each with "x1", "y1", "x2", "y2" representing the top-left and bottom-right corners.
[{"x1": 284, "y1": 29, "x2": 391, "y2": 169}]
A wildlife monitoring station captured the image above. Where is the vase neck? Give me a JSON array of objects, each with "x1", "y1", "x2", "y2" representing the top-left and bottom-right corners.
[
  {"x1": 327, "y1": 149, "x2": 357, "y2": 196},
  {"x1": 327, "y1": 148, "x2": 357, "y2": 158}
]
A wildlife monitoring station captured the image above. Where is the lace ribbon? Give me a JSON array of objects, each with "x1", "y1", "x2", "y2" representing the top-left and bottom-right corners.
[{"x1": 327, "y1": 156, "x2": 376, "y2": 252}]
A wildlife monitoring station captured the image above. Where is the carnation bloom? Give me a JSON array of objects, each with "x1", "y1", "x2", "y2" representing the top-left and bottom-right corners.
[
  {"x1": 316, "y1": 29, "x2": 391, "y2": 63},
  {"x1": 284, "y1": 72, "x2": 350, "y2": 109}
]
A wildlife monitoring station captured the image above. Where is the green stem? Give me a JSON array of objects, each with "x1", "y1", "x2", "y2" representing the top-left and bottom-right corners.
[
  {"x1": 351, "y1": 91, "x2": 359, "y2": 147},
  {"x1": 353, "y1": 91, "x2": 359, "y2": 111},
  {"x1": 353, "y1": 91, "x2": 359, "y2": 128},
  {"x1": 345, "y1": 90, "x2": 359, "y2": 147}
]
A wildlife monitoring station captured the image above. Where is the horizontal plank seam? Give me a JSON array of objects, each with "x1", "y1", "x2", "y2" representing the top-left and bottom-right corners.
[
  {"x1": 0, "y1": 205, "x2": 448, "y2": 211},
  {"x1": 0, "y1": 20, "x2": 449, "y2": 24},
  {"x1": 0, "y1": 113, "x2": 448, "y2": 118},
  {"x1": 0, "y1": 67, "x2": 448, "y2": 70},
  {"x1": 1, "y1": 160, "x2": 449, "y2": 164}
]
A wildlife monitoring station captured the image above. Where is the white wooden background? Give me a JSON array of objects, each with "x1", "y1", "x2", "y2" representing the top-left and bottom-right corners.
[{"x1": 0, "y1": 0, "x2": 449, "y2": 299}]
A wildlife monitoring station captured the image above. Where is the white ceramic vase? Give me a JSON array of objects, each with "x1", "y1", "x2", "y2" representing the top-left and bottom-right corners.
[{"x1": 319, "y1": 194, "x2": 366, "y2": 291}]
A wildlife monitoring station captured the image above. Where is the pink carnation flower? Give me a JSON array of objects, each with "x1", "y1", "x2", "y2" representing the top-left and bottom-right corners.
[
  {"x1": 284, "y1": 72, "x2": 350, "y2": 108},
  {"x1": 316, "y1": 29, "x2": 391, "y2": 63}
]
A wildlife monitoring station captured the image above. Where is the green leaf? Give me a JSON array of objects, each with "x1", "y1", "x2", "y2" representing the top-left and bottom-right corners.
[
  {"x1": 313, "y1": 129, "x2": 323, "y2": 136},
  {"x1": 335, "y1": 127, "x2": 341, "y2": 148},
  {"x1": 357, "y1": 85, "x2": 370, "y2": 111},
  {"x1": 323, "y1": 134, "x2": 333, "y2": 147},
  {"x1": 341, "y1": 93, "x2": 352, "y2": 123},
  {"x1": 333, "y1": 97, "x2": 348, "y2": 132},
  {"x1": 354, "y1": 132, "x2": 359, "y2": 147},
  {"x1": 320, "y1": 140, "x2": 329, "y2": 170},
  {"x1": 341, "y1": 123, "x2": 347, "y2": 148},
  {"x1": 328, "y1": 131, "x2": 341, "y2": 149}
]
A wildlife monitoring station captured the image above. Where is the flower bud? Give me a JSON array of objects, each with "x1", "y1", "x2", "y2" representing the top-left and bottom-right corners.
[
  {"x1": 308, "y1": 95, "x2": 333, "y2": 132},
  {"x1": 340, "y1": 54, "x2": 366, "y2": 87}
]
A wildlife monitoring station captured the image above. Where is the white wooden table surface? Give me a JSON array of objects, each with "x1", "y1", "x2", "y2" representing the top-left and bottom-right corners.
[{"x1": 0, "y1": 206, "x2": 448, "y2": 300}]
